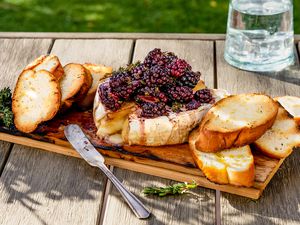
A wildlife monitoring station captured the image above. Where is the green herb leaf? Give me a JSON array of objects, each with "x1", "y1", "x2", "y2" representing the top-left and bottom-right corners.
[
  {"x1": 142, "y1": 181, "x2": 197, "y2": 197},
  {"x1": 0, "y1": 87, "x2": 14, "y2": 129}
]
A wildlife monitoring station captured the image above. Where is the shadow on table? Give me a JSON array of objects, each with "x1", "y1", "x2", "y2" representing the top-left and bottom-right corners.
[
  {"x1": 0, "y1": 144, "x2": 216, "y2": 225},
  {"x1": 105, "y1": 169, "x2": 216, "y2": 225},
  {"x1": 0, "y1": 145, "x2": 105, "y2": 225},
  {"x1": 259, "y1": 63, "x2": 300, "y2": 86},
  {"x1": 221, "y1": 150, "x2": 300, "y2": 225},
  {"x1": 247, "y1": 48, "x2": 300, "y2": 87}
]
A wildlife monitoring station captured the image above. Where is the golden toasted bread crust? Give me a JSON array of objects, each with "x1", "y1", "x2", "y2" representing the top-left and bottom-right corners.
[
  {"x1": 25, "y1": 55, "x2": 64, "y2": 81},
  {"x1": 60, "y1": 63, "x2": 92, "y2": 110},
  {"x1": 194, "y1": 94, "x2": 278, "y2": 152},
  {"x1": 253, "y1": 105, "x2": 300, "y2": 159},
  {"x1": 189, "y1": 130, "x2": 254, "y2": 187},
  {"x1": 276, "y1": 96, "x2": 300, "y2": 125},
  {"x1": 12, "y1": 70, "x2": 61, "y2": 133},
  {"x1": 77, "y1": 63, "x2": 113, "y2": 109},
  {"x1": 73, "y1": 67, "x2": 93, "y2": 102},
  {"x1": 61, "y1": 63, "x2": 86, "y2": 102}
]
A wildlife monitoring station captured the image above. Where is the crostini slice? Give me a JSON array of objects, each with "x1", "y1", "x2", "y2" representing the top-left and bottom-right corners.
[
  {"x1": 194, "y1": 93, "x2": 279, "y2": 153},
  {"x1": 25, "y1": 55, "x2": 64, "y2": 81},
  {"x1": 77, "y1": 63, "x2": 113, "y2": 109},
  {"x1": 60, "y1": 63, "x2": 92, "y2": 109},
  {"x1": 276, "y1": 96, "x2": 300, "y2": 125},
  {"x1": 253, "y1": 105, "x2": 300, "y2": 159},
  {"x1": 189, "y1": 129, "x2": 254, "y2": 187},
  {"x1": 12, "y1": 70, "x2": 61, "y2": 133}
]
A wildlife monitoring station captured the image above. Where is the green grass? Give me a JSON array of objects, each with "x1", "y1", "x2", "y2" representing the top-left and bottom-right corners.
[{"x1": 0, "y1": 0, "x2": 299, "y2": 33}]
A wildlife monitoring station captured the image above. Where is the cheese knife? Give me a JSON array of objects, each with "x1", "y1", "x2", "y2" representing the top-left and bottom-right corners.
[{"x1": 64, "y1": 124, "x2": 151, "y2": 219}]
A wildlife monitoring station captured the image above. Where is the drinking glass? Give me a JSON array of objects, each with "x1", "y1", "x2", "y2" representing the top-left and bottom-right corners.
[{"x1": 224, "y1": 0, "x2": 294, "y2": 72}]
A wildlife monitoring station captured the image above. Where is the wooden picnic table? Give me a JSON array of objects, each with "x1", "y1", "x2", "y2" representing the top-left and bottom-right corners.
[{"x1": 0, "y1": 32, "x2": 299, "y2": 225}]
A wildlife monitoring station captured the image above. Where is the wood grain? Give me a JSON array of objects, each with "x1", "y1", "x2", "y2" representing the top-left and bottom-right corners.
[
  {"x1": 0, "y1": 32, "x2": 299, "y2": 41},
  {"x1": 0, "y1": 39, "x2": 53, "y2": 90},
  {"x1": 0, "y1": 39, "x2": 134, "y2": 225},
  {"x1": 0, "y1": 141, "x2": 11, "y2": 173},
  {"x1": 50, "y1": 39, "x2": 133, "y2": 68},
  {"x1": 216, "y1": 41, "x2": 300, "y2": 225},
  {"x1": 102, "y1": 168, "x2": 215, "y2": 225},
  {"x1": 0, "y1": 32, "x2": 226, "y2": 40},
  {"x1": 0, "y1": 38, "x2": 52, "y2": 173},
  {"x1": 0, "y1": 132, "x2": 283, "y2": 199},
  {"x1": 101, "y1": 40, "x2": 216, "y2": 225},
  {"x1": 0, "y1": 145, "x2": 103, "y2": 225}
]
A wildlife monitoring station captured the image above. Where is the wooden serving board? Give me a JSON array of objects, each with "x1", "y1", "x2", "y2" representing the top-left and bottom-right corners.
[{"x1": 0, "y1": 120, "x2": 285, "y2": 200}]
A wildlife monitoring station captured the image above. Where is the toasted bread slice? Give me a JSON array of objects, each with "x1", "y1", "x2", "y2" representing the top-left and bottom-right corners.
[
  {"x1": 73, "y1": 66, "x2": 93, "y2": 103},
  {"x1": 77, "y1": 63, "x2": 113, "y2": 109},
  {"x1": 189, "y1": 130, "x2": 254, "y2": 187},
  {"x1": 12, "y1": 70, "x2": 61, "y2": 133},
  {"x1": 25, "y1": 55, "x2": 64, "y2": 81},
  {"x1": 253, "y1": 105, "x2": 300, "y2": 159},
  {"x1": 276, "y1": 96, "x2": 300, "y2": 125},
  {"x1": 194, "y1": 93, "x2": 278, "y2": 152},
  {"x1": 60, "y1": 63, "x2": 92, "y2": 109}
]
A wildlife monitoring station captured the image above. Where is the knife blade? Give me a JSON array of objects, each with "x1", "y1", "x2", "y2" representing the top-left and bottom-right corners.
[
  {"x1": 64, "y1": 124, "x2": 151, "y2": 219},
  {"x1": 64, "y1": 124, "x2": 105, "y2": 167}
]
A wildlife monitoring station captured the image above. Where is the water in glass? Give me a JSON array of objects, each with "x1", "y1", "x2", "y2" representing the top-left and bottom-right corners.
[{"x1": 224, "y1": 0, "x2": 294, "y2": 72}]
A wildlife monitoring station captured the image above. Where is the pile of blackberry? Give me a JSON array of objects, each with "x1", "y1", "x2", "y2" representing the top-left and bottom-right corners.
[{"x1": 100, "y1": 48, "x2": 214, "y2": 118}]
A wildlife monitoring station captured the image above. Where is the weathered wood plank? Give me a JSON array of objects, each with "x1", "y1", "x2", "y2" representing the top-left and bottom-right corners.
[
  {"x1": 102, "y1": 40, "x2": 216, "y2": 225},
  {"x1": 0, "y1": 38, "x2": 52, "y2": 173},
  {"x1": 0, "y1": 39, "x2": 53, "y2": 90},
  {"x1": 0, "y1": 145, "x2": 104, "y2": 225},
  {"x1": 216, "y1": 41, "x2": 300, "y2": 225},
  {"x1": 0, "y1": 32, "x2": 299, "y2": 41},
  {"x1": 50, "y1": 39, "x2": 133, "y2": 68},
  {"x1": 103, "y1": 169, "x2": 215, "y2": 225},
  {"x1": 0, "y1": 39, "x2": 134, "y2": 224},
  {"x1": 0, "y1": 32, "x2": 227, "y2": 40},
  {"x1": 0, "y1": 142, "x2": 11, "y2": 174}
]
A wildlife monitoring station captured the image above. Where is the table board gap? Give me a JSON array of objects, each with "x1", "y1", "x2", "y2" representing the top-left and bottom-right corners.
[
  {"x1": 97, "y1": 166, "x2": 114, "y2": 225},
  {"x1": 0, "y1": 143, "x2": 13, "y2": 177},
  {"x1": 128, "y1": 40, "x2": 136, "y2": 64},
  {"x1": 215, "y1": 190, "x2": 221, "y2": 225},
  {"x1": 296, "y1": 42, "x2": 300, "y2": 63},
  {"x1": 47, "y1": 39, "x2": 55, "y2": 54},
  {"x1": 213, "y1": 41, "x2": 218, "y2": 89}
]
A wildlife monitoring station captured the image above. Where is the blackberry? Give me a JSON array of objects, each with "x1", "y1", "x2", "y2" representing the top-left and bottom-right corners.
[
  {"x1": 165, "y1": 85, "x2": 193, "y2": 103},
  {"x1": 194, "y1": 89, "x2": 214, "y2": 104},
  {"x1": 136, "y1": 86, "x2": 168, "y2": 103},
  {"x1": 109, "y1": 70, "x2": 131, "y2": 89},
  {"x1": 185, "y1": 99, "x2": 202, "y2": 110},
  {"x1": 140, "y1": 102, "x2": 168, "y2": 118},
  {"x1": 167, "y1": 58, "x2": 191, "y2": 77},
  {"x1": 176, "y1": 71, "x2": 201, "y2": 88},
  {"x1": 98, "y1": 83, "x2": 122, "y2": 111},
  {"x1": 144, "y1": 48, "x2": 177, "y2": 68},
  {"x1": 143, "y1": 65, "x2": 174, "y2": 87},
  {"x1": 109, "y1": 70, "x2": 141, "y2": 100},
  {"x1": 128, "y1": 61, "x2": 147, "y2": 80}
]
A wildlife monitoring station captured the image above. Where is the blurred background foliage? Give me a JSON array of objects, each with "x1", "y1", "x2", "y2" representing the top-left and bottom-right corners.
[{"x1": 0, "y1": 0, "x2": 299, "y2": 33}]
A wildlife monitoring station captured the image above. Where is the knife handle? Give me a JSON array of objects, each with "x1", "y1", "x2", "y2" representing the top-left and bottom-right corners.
[{"x1": 98, "y1": 164, "x2": 151, "y2": 219}]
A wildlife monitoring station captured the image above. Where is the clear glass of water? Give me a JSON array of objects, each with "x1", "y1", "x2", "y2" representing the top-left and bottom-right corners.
[{"x1": 224, "y1": 0, "x2": 294, "y2": 72}]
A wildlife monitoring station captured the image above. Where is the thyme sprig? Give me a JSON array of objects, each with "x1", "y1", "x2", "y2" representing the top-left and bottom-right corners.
[
  {"x1": 0, "y1": 87, "x2": 14, "y2": 128},
  {"x1": 143, "y1": 181, "x2": 198, "y2": 197}
]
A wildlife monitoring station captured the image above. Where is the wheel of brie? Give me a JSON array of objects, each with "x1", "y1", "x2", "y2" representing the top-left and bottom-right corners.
[{"x1": 93, "y1": 49, "x2": 228, "y2": 146}]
